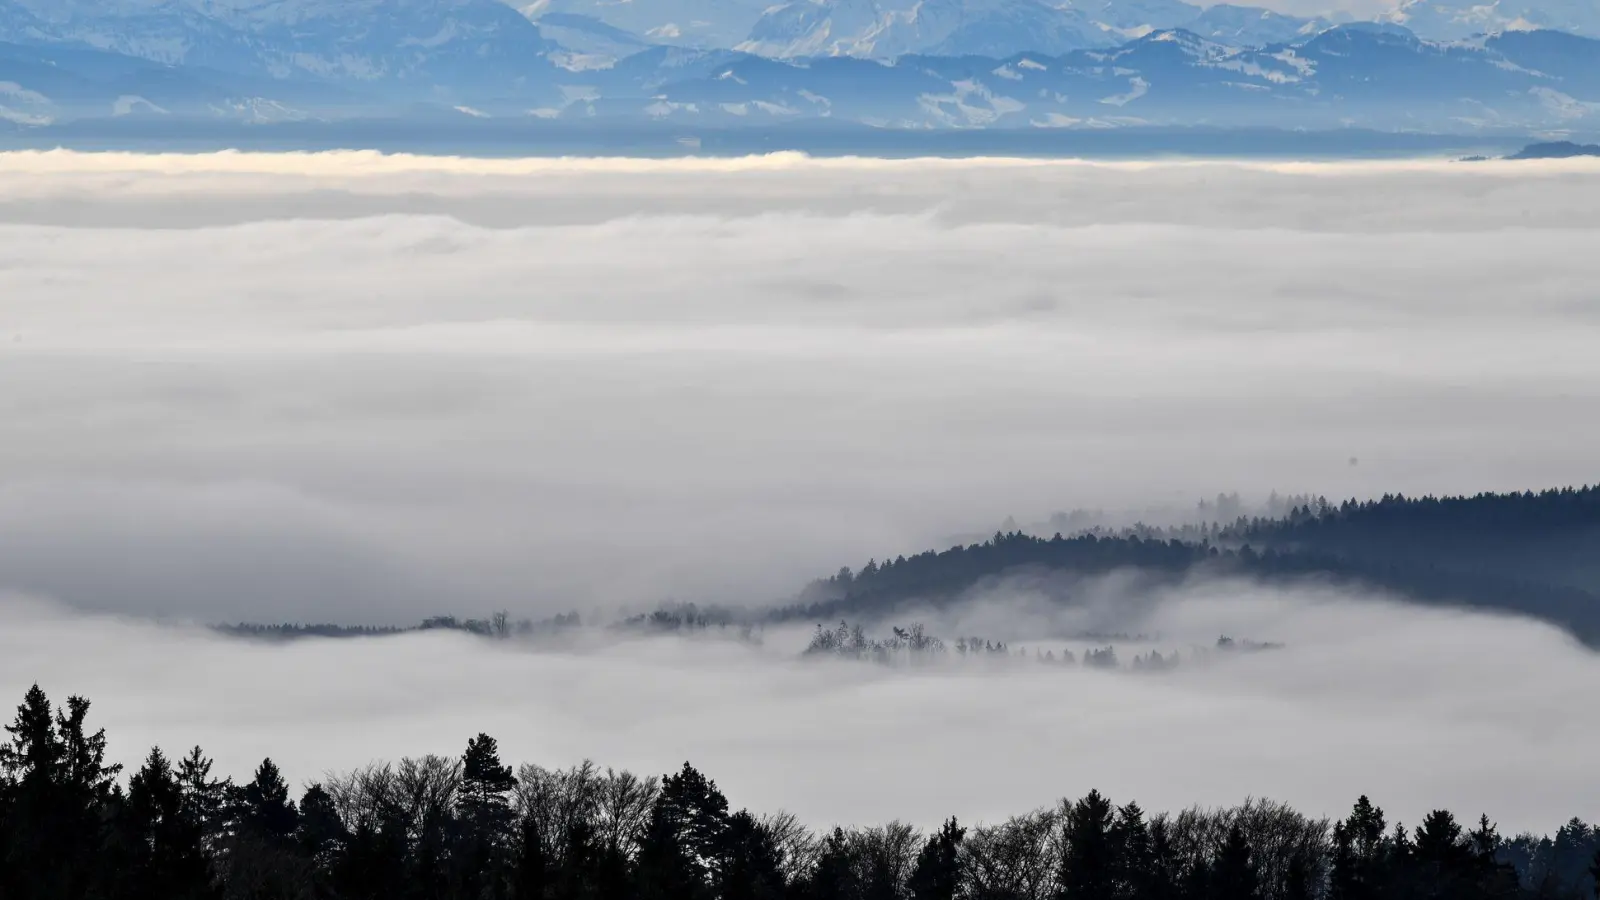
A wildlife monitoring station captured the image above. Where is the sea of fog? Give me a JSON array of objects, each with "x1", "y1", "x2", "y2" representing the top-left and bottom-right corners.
[
  {"x1": 0, "y1": 151, "x2": 1598, "y2": 831},
  {"x1": 1, "y1": 584, "x2": 1595, "y2": 836}
]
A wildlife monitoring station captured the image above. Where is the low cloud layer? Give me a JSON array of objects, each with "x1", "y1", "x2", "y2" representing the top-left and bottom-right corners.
[
  {"x1": 1, "y1": 152, "x2": 1599, "y2": 622},
  {"x1": 0, "y1": 581, "x2": 1592, "y2": 836}
]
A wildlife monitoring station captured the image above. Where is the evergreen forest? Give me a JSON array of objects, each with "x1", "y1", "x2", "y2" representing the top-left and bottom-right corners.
[{"x1": 2, "y1": 684, "x2": 1598, "y2": 900}]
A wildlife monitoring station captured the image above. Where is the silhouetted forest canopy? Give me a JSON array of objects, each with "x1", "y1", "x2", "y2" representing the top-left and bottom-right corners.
[
  {"x1": 782, "y1": 485, "x2": 1600, "y2": 644},
  {"x1": 3, "y1": 685, "x2": 1598, "y2": 900},
  {"x1": 218, "y1": 485, "x2": 1600, "y2": 647}
]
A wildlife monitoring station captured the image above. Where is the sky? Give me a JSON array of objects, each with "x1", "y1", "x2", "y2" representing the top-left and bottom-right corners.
[{"x1": 1, "y1": 152, "x2": 1599, "y2": 625}]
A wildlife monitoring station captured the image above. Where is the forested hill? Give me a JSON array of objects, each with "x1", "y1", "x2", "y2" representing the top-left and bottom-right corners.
[
  {"x1": 1225, "y1": 486, "x2": 1600, "y2": 596},
  {"x1": 779, "y1": 486, "x2": 1600, "y2": 644},
  {"x1": 214, "y1": 486, "x2": 1600, "y2": 648}
]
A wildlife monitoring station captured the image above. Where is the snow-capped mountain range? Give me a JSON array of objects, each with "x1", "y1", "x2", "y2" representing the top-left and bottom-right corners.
[{"x1": 0, "y1": 0, "x2": 1597, "y2": 132}]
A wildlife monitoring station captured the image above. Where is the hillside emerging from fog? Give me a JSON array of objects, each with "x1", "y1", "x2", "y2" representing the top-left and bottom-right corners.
[
  {"x1": 223, "y1": 485, "x2": 1600, "y2": 647},
  {"x1": 782, "y1": 485, "x2": 1600, "y2": 639}
]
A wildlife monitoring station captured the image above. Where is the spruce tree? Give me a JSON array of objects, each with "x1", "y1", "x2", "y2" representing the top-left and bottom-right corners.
[
  {"x1": 122, "y1": 747, "x2": 217, "y2": 900},
  {"x1": 907, "y1": 817, "x2": 965, "y2": 900},
  {"x1": 458, "y1": 733, "x2": 518, "y2": 896},
  {"x1": 1058, "y1": 790, "x2": 1118, "y2": 900},
  {"x1": 1209, "y1": 824, "x2": 1259, "y2": 900},
  {"x1": 0, "y1": 686, "x2": 121, "y2": 900},
  {"x1": 175, "y1": 747, "x2": 231, "y2": 856},
  {"x1": 718, "y1": 810, "x2": 786, "y2": 900},
  {"x1": 237, "y1": 758, "x2": 298, "y2": 845}
]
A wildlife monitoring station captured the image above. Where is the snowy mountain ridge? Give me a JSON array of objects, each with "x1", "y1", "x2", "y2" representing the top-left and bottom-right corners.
[{"x1": 0, "y1": 0, "x2": 1598, "y2": 133}]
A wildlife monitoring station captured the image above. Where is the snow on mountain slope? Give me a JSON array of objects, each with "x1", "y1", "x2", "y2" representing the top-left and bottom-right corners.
[
  {"x1": 612, "y1": 23, "x2": 1600, "y2": 130},
  {"x1": 1183, "y1": 4, "x2": 1331, "y2": 47},
  {"x1": 930, "y1": 0, "x2": 1111, "y2": 56},
  {"x1": 739, "y1": 0, "x2": 1114, "y2": 60},
  {"x1": 1, "y1": 0, "x2": 1598, "y2": 129},
  {"x1": 1069, "y1": 0, "x2": 1201, "y2": 35},
  {"x1": 1383, "y1": 0, "x2": 1600, "y2": 40},
  {"x1": 524, "y1": 0, "x2": 775, "y2": 49},
  {"x1": 0, "y1": 0, "x2": 563, "y2": 98},
  {"x1": 532, "y1": 12, "x2": 653, "y2": 70}
]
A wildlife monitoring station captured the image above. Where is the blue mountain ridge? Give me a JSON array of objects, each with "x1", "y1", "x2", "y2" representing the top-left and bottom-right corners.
[{"x1": 0, "y1": 0, "x2": 1595, "y2": 133}]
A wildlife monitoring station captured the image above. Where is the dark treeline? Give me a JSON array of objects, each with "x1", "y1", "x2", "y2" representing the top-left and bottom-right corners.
[
  {"x1": 4, "y1": 685, "x2": 1599, "y2": 900},
  {"x1": 782, "y1": 486, "x2": 1600, "y2": 645},
  {"x1": 217, "y1": 613, "x2": 576, "y2": 641},
  {"x1": 1224, "y1": 486, "x2": 1600, "y2": 596},
  {"x1": 217, "y1": 609, "x2": 757, "y2": 644}
]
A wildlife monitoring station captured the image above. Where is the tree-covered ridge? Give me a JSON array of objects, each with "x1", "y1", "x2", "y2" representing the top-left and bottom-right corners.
[
  {"x1": 782, "y1": 485, "x2": 1600, "y2": 644},
  {"x1": 1225, "y1": 485, "x2": 1600, "y2": 595},
  {"x1": 2, "y1": 685, "x2": 1598, "y2": 900}
]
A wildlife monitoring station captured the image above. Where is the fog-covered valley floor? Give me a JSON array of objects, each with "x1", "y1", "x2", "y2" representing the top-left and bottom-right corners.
[
  {"x1": 2, "y1": 583, "x2": 1596, "y2": 835},
  {"x1": 2, "y1": 151, "x2": 1598, "y2": 834}
]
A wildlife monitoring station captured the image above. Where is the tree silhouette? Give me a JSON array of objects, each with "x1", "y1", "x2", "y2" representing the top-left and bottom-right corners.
[
  {"x1": 119, "y1": 746, "x2": 217, "y2": 900},
  {"x1": 908, "y1": 817, "x2": 965, "y2": 900},
  {"x1": 1058, "y1": 790, "x2": 1118, "y2": 900},
  {"x1": 1210, "y1": 824, "x2": 1259, "y2": 900},
  {"x1": 3, "y1": 685, "x2": 1600, "y2": 900}
]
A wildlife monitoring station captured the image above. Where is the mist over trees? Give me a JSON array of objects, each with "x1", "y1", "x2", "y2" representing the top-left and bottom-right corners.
[
  {"x1": 215, "y1": 486, "x2": 1600, "y2": 649},
  {"x1": 780, "y1": 485, "x2": 1600, "y2": 645},
  {"x1": 2, "y1": 685, "x2": 1597, "y2": 900}
]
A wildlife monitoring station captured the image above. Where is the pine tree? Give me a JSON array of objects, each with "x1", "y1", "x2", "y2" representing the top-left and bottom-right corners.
[
  {"x1": 1058, "y1": 790, "x2": 1118, "y2": 900},
  {"x1": 718, "y1": 810, "x2": 786, "y2": 900},
  {"x1": 806, "y1": 827, "x2": 859, "y2": 900},
  {"x1": 176, "y1": 747, "x2": 231, "y2": 855},
  {"x1": 1330, "y1": 797, "x2": 1389, "y2": 900},
  {"x1": 0, "y1": 686, "x2": 121, "y2": 900},
  {"x1": 121, "y1": 746, "x2": 217, "y2": 900},
  {"x1": 458, "y1": 733, "x2": 518, "y2": 895},
  {"x1": 1209, "y1": 824, "x2": 1259, "y2": 900},
  {"x1": 1466, "y1": 814, "x2": 1517, "y2": 900},
  {"x1": 639, "y1": 762, "x2": 731, "y2": 898},
  {"x1": 298, "y1": 783, "x2": 348, "y2": 882},
  {"x1": 237, "y1": 758, "x2": 298, "y2": 845},
  {"x1": 1112, "y1": 802, "x2": 1153, "y2": 900},
  {"x1": 907, "y1": 817, "x2": 965, "y2": 900},
  {"x1": 460, "y1": 733, "x2": 516, "y2": 833}
]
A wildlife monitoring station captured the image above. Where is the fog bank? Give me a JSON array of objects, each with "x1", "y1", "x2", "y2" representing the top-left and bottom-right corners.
[
  {"x1": 0, "y1": 583, "x2": 1591, "y2": 835},
  {"x1": 1, "y1": 153, "x2": 1598, "y2": 621}
]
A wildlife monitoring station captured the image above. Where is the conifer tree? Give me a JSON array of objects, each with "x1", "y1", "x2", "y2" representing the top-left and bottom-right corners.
[
  {"x1": 459, "y1": 733, "x2": 518, "y2": 895},
  {"x1": 1058, "y1": 790, "x2": 1118, "y2": 900},
  {"x1": 908, "y1": 817, "x2": 965, "y2": 900},
  {"x1": 1210, "y1": 824, "x2": 1259, "y2": 900},
  {"x1": 176, "y1": 746, "x2": 231, "y2": 855},
  {"x1": 718, "y1": 810, "x2": 786, "y2": 900},
  {"x1": 237, "y1": 758, "x2": 298, "y2": 845},
  {"x1": 122, "y1": 746, "x2": 217, "y2": 900}
]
